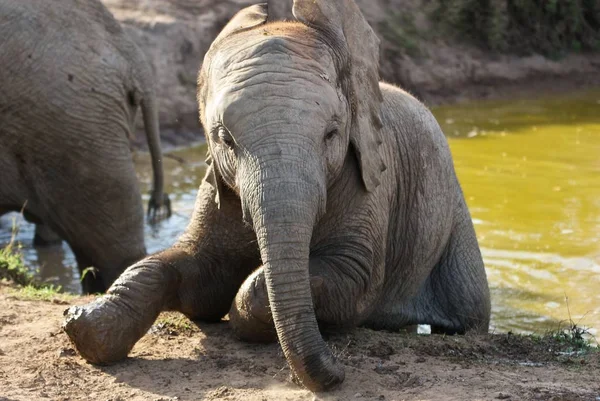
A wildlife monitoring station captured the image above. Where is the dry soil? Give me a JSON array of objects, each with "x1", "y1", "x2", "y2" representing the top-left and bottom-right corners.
[{"x1": 1, "y1": 282, "x2": 598, "y2": 401}]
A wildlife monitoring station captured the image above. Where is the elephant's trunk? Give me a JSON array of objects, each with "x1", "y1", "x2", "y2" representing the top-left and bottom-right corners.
[{"x1": 242, "y1": 146, "x2": 345, "y2": 391}]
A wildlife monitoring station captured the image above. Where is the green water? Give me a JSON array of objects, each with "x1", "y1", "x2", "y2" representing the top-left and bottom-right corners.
[
  {"x1": 438, "y1": 90, "x2": 600, "y2": 335},
  {"x1": 2, "y1": 90, "x2": 598, "y2": 337}
]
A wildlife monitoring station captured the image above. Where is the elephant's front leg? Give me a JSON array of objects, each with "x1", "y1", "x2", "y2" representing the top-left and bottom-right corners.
[
  {"x1": 33, "y1": 223, "x2": 62, "y2": 247},
  {"x1": 230, "y1": 250, "x2": 382, "y2": 343},
  {"x1": 63, "y1": 175, "x2": 260, "y2": 364},
  {"x1": 228, "y1": 267, "x2": 277, "y2": 343},
  {"x1": 62, "y1": 252, "x2": 180, "y2": 364}
]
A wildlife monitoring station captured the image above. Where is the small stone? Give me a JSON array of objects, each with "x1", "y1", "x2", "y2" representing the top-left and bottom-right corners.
[
  {"x1": 415, "y1": 357, "x2": 426, "y2": 363},
  {"x1": 57, "y1": 348, "x2": 76, "y2": 358},
  {"x1": 354, "y1": 393, "x2": 362, "y2": 398},
  {"x1": 496, "y1": 393, "x2": 511, "y2": 399}
]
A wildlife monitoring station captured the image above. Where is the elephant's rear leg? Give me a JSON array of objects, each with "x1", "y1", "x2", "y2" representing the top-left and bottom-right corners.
[
  {"x1": 46, "y1": 158, "x2": 147, "y2": 294},
  {"x1": 366, "y1": 209, "x2": 490, "y2": 334},
  {"x1": 417, "y1": 211, "x2": 491, "y2": 334},
  {"x1": 33, "y1": 223, "x2": 62, "y2": 247}
]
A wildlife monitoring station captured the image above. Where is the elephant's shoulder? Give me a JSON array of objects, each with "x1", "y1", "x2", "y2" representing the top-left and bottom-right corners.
[
  {"x1": 378, "y1": 82, "x2": 439, "y2": 134},
  {"x1": 379, "y1": 82, "x2": 428, "y2": 115}
]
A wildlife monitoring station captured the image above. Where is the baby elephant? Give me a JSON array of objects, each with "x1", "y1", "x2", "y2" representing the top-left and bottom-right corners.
[
  {"x1": 63, "y1": 0, "x2": 491, "y2": 392},
  {"x1": 0, "y1": 0, "x2": 171, "y2": 293}
]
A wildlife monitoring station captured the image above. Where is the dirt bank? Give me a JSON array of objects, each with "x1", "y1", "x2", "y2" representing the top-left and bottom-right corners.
[
  {"x1": 99, "y1": 0, "x2": 600, "y2": 149},
  {"x1": 1, "y1": 282, "x2": 598, "y2": 401}
]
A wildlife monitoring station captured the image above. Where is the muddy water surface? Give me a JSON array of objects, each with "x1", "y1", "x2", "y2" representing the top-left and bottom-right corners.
[{"x1": 2, "y1": 90, "x2": 599, "y2": 337}]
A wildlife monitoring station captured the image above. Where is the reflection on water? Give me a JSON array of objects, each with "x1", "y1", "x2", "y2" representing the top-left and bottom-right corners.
[{"x1": 1, "y1": 90, "x2": 599, "y2": 337}]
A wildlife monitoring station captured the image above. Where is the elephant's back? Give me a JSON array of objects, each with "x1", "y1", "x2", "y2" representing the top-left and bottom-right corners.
[
  {"x1": 377, "y1": 82, "x2": 458, "y2": 299},
  {"x1": 378, "y1": 82, "x2": 454, "y2": 173},
  {"x1": 0, "y1": 0, "x2": 124, "y2": 42},
  {"x1": 0, "y1": 0, "x2": 131, "y2": 91},
  {"x1": 0, "y1": 0, "x2": 135, "y2": 145}
]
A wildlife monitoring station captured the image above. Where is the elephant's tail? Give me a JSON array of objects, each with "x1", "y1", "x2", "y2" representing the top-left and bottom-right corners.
[{"x1": 140, "y1": 82, "x2": 171, "y2": 220}]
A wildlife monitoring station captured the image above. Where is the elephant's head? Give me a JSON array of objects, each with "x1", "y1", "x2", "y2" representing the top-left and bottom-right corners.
[{"x1": 197, "y1": 0, "x2": 384, "y2": 391}]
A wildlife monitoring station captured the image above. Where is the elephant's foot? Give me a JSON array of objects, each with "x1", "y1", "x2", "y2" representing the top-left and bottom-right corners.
[
  {"x1": 33, "y1": 224, "x2": 62, "y2": 247},
  {"x1": 63, "y1": 257, "x2": 175, "y2": 364},
  {"x1": 63, "y1": 296, "x2": 142, "y2": 364},
  {"x1": 229, "y1": 268, "x2": 277, "y2": 343}
]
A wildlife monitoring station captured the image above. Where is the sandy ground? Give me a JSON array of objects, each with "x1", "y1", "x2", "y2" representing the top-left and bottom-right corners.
[{"x1": 0, "y1": 283, "x2": 598, "y2": 401}]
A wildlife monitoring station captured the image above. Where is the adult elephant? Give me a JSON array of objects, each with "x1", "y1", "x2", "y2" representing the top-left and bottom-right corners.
[
  {"x1": 63, "y1": 0, "x2": 490, "y2": 391},
  {"x1": 0, "y1": 0, "x2": 170, "y2": 294}
]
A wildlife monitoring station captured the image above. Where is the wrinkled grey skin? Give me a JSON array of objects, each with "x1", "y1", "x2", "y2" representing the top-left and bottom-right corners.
[
  {"x1": 0, "y1": 0, "x2": 171, "y2": 293},
  {"x1": 63, "y1": 0, "x2": 490, "y2": 392}
]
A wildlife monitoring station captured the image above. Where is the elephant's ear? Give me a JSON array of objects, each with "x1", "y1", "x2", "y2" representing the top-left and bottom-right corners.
[
  {"x1": 198, "y1": 4, "x2": 269, "y2": 209},
  {"x1": 212, "y1": 4, "x2": 269, "y2": 47},
  {"x1": 293, "y1": 0, "x2": 386, "y2": 192},
  {"x1": 267, "y1": 0, "x2": 294, "y2": 21},
  {"x1": 205, "y1": 147, "x2": 225, "y2": 209},
  {"x1": 198, "y1": 3, "x2": 268, "y2": 120}
]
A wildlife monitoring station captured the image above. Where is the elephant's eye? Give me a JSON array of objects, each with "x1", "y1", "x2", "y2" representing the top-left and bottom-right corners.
[
  {"x1": 217, "y1": 127, "x2": 235, "y2": 150},
  {"x1": 324, "y1": 128, "x2": 338, "y2": 142}
]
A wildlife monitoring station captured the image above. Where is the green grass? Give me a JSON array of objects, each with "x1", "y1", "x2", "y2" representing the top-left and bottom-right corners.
[
  {"x1": 0, "y1": 245, "x2": 72, "y2": 302},
  {"x1": 152, "y1": 312, "x2": 199, "y2": 336},
  {"x1": 10, "y1": 284, "x2": 76, "y2": 303},
  {"x1": 0, "y1": 217, "x2": 74, "y2": 303},
  {"x1": 540, "y1": 324, "x2": 597, "y2": 354},
  {"x1": 526, "y1": 297, "x2": 597, "y2": 355},
  {"x1": 0, "y1": 243, "x2": 33, "y2": 286},
  {"x1": 542, "y1": 304, "x2": 598, "y2": 354},
  {"x1": 0, "y1": 217, "x2": 37, "y2": 286}
]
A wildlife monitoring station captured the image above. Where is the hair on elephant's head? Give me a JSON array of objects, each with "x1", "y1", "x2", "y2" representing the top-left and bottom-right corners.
[{"x1": 197, "y1": 0, "x2": 384, "y2": 391}]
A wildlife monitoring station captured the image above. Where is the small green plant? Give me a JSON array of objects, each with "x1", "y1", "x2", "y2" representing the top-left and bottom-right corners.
[
  {"x1": 544, "y1": 295, "x2": 598, "y2": 353},
  {"x1": 0, "y1": 214, "x2": 74, "y2": 303},
  {"x1": 0, "y1": 244, "x2": 32, "y2": 286},
  {"x1": 1, "y1": 244, "x2": 73, "y2": 302},
  {"x1": 152, "y1": 312, "x2": 198, "y2": 336},
  {"x1": 546, "y1": 323, "x2": 593, "y2": 353},
  {"x1": 0, "y1": 216, "x2": 35, "y2": 286},
  {"x1": 80, "y1": 266, "x2": 98, "y2": 283},
  {"x1": 13, "y1": 284, "x2": 75, "y2": 303}
]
